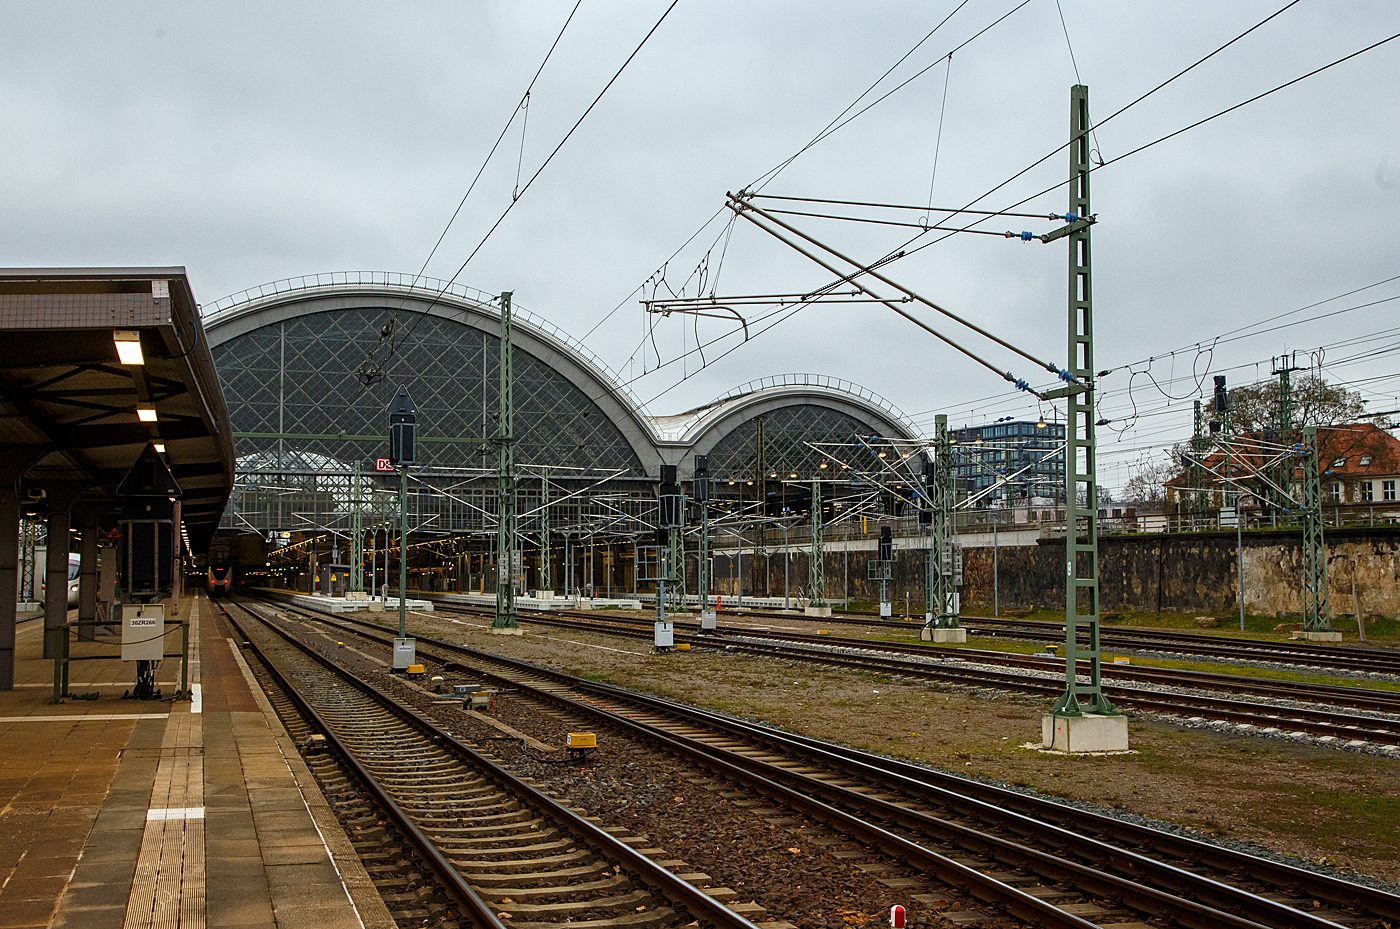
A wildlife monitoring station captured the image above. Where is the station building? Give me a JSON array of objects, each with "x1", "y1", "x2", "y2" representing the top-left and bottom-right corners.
[{"x1": 203, "y1": 272, "x2": 922, "y2": 594}]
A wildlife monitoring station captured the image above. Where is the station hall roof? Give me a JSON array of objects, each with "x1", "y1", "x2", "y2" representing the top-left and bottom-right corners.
[
  {"x1": 200, "y1": 272, "x2": 921, "y2": 481},
  {"x1": 0, "y1": 268, "x2": 234, "y2": 552}
]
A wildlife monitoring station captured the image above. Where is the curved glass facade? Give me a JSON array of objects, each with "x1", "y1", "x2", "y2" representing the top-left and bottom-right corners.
[
  {"x1": 214, "y1": 306, "x2": 646, "y2": 534},
  {"x1": 705, "y1": 404, "x2": 876, "y2": 480},
  {"x1": 213, "y1": 306, "x2": 644, "y2": 472}
]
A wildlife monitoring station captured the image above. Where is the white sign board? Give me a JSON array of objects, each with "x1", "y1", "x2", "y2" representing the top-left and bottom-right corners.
[{"x1": 122, "y1": 604, "x2": 166, "y2": 661}]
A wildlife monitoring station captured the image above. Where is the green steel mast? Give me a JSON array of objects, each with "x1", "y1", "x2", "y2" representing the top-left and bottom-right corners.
[
  {"x1": 351, "y1": 459, "x2": 363, "y2": 592},
  {"x1": 1049, "y1": 84, "x2": 1114, "y2": 717},
  {"x1": 929, "y1": 414, "x2": 957, "y2": 629},
  {"x1": 1300, "y1": 426, "x2": 1332, "y2": 632},
  {"x1": 540, "y1": 467, "x2": 551, "y2": 594},
  {"x1": 809, "y1": 479, "x2": 826, "y2": 609},
  {"x1": 494, "y1": 292, "x2": 519, "y2": 629}
]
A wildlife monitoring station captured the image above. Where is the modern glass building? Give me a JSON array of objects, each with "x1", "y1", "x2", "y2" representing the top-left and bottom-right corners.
[{"x1": 951, "y1": 420, "x2": 1066, "y2": 508}]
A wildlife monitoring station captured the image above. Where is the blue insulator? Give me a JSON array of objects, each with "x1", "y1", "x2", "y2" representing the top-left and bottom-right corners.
[
  {"x1": 1058, "y1": 368, "x2": 1074, "y2": 383},
  {"x1": 1020, "y1": 231, "x2": 1034, "y2": 241},
  {"x1": 1064, "y1": 212, "x2": 1079, "y2": 223},
  {"x1": 1014, "y1": 378, "x2": 1030, "y2": 392}
]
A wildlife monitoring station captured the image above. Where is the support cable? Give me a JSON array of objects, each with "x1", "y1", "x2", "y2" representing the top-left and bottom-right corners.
[
  {"x1": 393, "y1": 0, "x2": 680, "y2": 358},
  {"x1": 922, "y1": 54, "x2": 954, "y2": 228},
  {"x1": 729, "y1": 194, "x2": 1075, "y2": 390},
  {"x1": 899, "y1": 19, "x2": 1400, "y2": 269},
  {"x1": 719, "y1": 203, "x2": 1047, "y2": 400},
  {"x1": 362, "y1": 0, "x2": 582, "y2": 385}
]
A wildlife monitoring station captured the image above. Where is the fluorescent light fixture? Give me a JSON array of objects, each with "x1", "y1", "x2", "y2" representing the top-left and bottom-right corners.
[
  {"x1": 114, "y1": 330, "x2": 144, "y2": 365},
  {"x1": 137, "y1": 406, "x2": 158, "y2": 422},
  {"x1": 153, "y1": 443, "x2": 166, "y2": 453}
]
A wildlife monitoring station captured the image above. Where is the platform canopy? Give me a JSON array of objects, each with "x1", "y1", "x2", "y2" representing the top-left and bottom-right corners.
[{"x1": 0, "y1": 268, "x2": 234, "y2": 552}]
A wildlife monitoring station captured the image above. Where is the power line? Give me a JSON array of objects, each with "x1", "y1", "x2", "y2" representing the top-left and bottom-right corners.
[
  {"x1": 393, "y1": 0, "x2": 680, "y2": 363},
  {"x1": 363, "y1": 0, "x2": 583, "y2": 385}
]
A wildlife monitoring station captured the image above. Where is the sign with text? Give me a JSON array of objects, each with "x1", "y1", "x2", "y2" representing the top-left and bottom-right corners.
[{"x1": 375, "y1": 458, "x2": 395, "y2": 473}]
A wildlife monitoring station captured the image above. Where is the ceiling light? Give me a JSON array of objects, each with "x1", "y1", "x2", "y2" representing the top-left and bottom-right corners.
[
  {"x1": 819, "y1": 461, "x2": 828, "y2": 469},
  {"x1": 878, "y1": 451, "x2": 887, "y2": 458},
  {"x1": 153, "y1": 442, "x2": 166, "y2": 453},
  {"x1": 114, "y1": 330, "x2": 144, "y2": 365},
  {"x1": 137, "y1": 406, "x2": 158, "y2": 422}
]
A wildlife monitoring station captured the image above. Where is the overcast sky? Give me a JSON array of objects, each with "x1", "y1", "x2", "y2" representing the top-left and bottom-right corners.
[{"x1": 3, "y1": 1, "x2": 1398, "y2": 492}]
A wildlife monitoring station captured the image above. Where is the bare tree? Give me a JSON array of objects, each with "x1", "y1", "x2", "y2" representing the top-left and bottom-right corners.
[{"x1": 1122, "y1": 455, "x2": 1179, "y2": 504}]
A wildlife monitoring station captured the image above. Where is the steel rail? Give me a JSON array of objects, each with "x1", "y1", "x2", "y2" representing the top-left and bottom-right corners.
[
  {"x1": 499, "y1": 602, "x2": 1400, "y2": 714},
  {"x1": 270, "y1": 601, "x2": 1385, "y2": 929},
  {"x1": 229, "y1": 598, "x2": 765, "y2": 929},
  {"x1": 262, "y1": 595, "x2": 1400, "y2": 921},
  {"x1": 398, "y1": 600, "x2": 1400, "y2": 745},
  {"x1": 217, "y1": 600, "x2": 508, "y2": 929}
]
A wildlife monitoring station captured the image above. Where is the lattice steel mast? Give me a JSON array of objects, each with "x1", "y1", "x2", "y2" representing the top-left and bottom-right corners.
[
  {"x1": 539, "y1": 467, "x2": 551, "y2": 594},
  {"x1": 928, "y1": 414, "x2": 958, "y2": 630},
  {"x1": 809, "y1": 479, "x2": 826, "y2": 609},
  {"x1": 1047, "y1": 84, "x2": 1114, "y2": 718},
  {"x1": 494, "y1": 292, "x2": 519, "y2": 629},
  {"x1": 1300, "y1": 426, "x2": 1332, "y2": 632}
]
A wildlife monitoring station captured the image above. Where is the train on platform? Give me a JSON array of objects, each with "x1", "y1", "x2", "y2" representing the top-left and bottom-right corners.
[
  {"x1": 202, "y1": 530, "x2": 269, "y2": 597},
  {"x1": 36, "y1": 553, "x2": 83, "y2": 608},
  {"x1": 206, "y1": 565, "x2": 233, "y2": 596}
]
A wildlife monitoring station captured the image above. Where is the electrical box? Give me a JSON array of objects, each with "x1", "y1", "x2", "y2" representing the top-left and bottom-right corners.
[
  {"x1": 653, "y1": 621, "x2": 674, "y2": 648},
  {"x1": 121, "y1": 603, "x2": 165, "y2": 661},
  {"x1": 392, "y1": 637, "x2": 416, "y2": 670},
  {"x1": 940, "y1": 540, "x2": 963, "y2": 583},
  {"x1": 567, "y1": 732, "x2": 597, "y2": 749}
]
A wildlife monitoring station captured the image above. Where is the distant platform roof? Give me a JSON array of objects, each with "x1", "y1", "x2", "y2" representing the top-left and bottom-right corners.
[{"x1": 0, "y1": 268, "x2": 234, "y2": 552}]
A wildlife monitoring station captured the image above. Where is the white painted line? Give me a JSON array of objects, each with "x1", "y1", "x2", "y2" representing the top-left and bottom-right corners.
[
  {"x1": 146, "y1": 806, "x2": 205, "y2": 821},
  {"x1": 190, "y1": 683, "x2": 202, "y2": 714},
  {"x1": 0, "y1": 714, "x2": 168, "y2": 722}
]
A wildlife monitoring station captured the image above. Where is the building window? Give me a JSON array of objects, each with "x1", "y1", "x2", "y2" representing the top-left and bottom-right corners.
[
  {"x1": 1332, "y1": 458, "x2": 1347, "y2": 468},
  {"x1": 1361, "y1": 482, "x2": 1374, "y2": 503},
  {"x1": 1360, "y1": 456, "x2": 1372, "y2": 466},
  {"x1": 1329, "y1": 482, "x2": 1342, "y2": 502},
  {"x1": 1385, "y1": 480, "x2": 1397, "y2": 502}
]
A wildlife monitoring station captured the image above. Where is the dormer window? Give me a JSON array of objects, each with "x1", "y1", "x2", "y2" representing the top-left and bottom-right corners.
[
  {"x1": 1360, "y1": 456, "x2": 1372, "y2": 466},
  {"x1": 1332, "y1": 458, "x2": 1346, "y2": 468}
]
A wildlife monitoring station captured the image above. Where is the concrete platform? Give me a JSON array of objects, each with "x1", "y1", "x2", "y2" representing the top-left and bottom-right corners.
[
  {"x1": 0, "y1": 594, "x2": 394, "y2": 928},
  {"x1": 285, "y1": 592, "x2": 434, "y2": 614},
  {"x1": 1041, "y1": 712, "x2": 1130, "y2": 753},
  {"x1": 441, "y1": 591, "x2": 642, "y2": 611}
]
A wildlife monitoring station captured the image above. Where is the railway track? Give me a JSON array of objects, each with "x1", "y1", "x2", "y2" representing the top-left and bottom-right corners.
[
  {"x1": 219, "y1": 598, "x2": 770, "y2": 929},
  {"x1": 711, "y1": 604, "x2": 1400, "y2": 677},
  {"x1": 255, "y1": 594, "x2": 1400, "y2": 929},
  {"x1": 510, "y1": 609, "x2": 1400, "y2": 717},
  {"x1": 354, "y1": 596, "x2": 1400, "y2": 749}
]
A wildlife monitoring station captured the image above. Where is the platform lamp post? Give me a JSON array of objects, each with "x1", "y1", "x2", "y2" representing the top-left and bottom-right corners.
[{"x1": 388, "y1": 386, "x2": 417, "y2": 672}]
